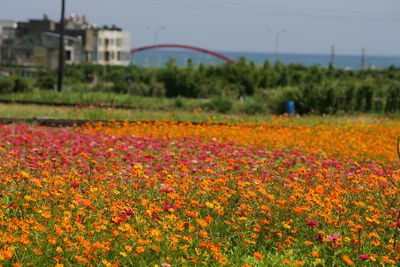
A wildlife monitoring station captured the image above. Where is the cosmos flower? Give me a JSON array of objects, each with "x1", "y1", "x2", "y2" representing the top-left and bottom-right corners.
[
  {"x1": 306, "y1": 221, "x2": 319, "y2": 227},
  {"x1": 358, "y1": 255, "x2": 370, "y2": 260}
]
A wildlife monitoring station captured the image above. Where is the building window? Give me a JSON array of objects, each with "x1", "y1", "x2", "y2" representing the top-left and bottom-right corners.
[
  {"x1": 98, "y1": 38, "x2": 102, "y2": 45},
  {"x1": 65, "y1": 50, "x2": 71, "y2": 61},
  {"x1": 105, "y1": 38, "x2": 109, "y2": 46},
  {"x1": 105, "y1": 51, "x2": 110, "y2": 61},
  {"x1": 111, "y1": 51, "x2": 114, "y2": 60},
  {"x1": 117, "y1": 51, "x2": 121, "y2": 61}
]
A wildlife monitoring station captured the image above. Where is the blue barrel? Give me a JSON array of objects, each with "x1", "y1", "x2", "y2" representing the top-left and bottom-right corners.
[{"x1": 284, "y1": 101, "x2": 295, "y2": 115}]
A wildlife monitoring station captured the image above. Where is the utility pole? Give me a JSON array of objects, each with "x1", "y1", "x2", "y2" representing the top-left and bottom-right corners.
[
  {"x1": 361, "y1": 48, "x2": 365, "y2": 70},
  {"x1": 57, "y1": 0, "x2": 65, "y2": 92},
  {"x1": 330, "y1": 46, "x2": 335, "y2": 68}
]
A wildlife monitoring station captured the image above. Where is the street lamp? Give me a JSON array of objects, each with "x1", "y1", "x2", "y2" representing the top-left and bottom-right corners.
[
  {"x1": 153, "y1": 26, "x2": 165, "y2": 45},
  {"x1": 275, "y1": 28, "x2": 286, "y2": 57}
]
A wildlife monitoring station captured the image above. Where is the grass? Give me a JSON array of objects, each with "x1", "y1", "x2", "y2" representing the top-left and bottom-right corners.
[
  {"x1": 0, "y1": 90, "x2": 208, "y2": 110},
  {"x1": 0, "y1": 103, "x2": 264, "y2": 122},
  {"x1": 0, "y1": 103, "x2": 392, "y2": 126}
]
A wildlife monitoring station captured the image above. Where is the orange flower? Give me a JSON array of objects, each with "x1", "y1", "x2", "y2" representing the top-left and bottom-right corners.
[
  {"x1": 342, "y1": 255, "x2": 355, "y2": 265},
  {"x1": 135, "y1": 246, "x2": 145, "y2": 253},
  {"x1": 41, "y1": 211, "x2": 52, "y2": 219},
  {"x1": 253, "y1": 251, "x2": 263, "y2": 261}
]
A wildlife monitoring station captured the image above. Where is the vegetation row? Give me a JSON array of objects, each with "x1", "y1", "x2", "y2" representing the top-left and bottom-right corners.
[{"x1": 1, "y1": 58, "x2": 400, "y2": 115}]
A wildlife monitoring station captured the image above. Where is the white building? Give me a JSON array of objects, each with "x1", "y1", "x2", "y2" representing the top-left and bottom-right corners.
[{"x1": 95, "y1": 27, "x2": 130, "y2": 66}]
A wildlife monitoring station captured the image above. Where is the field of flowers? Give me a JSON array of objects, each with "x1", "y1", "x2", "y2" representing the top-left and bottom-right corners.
[{"x1": 1, "y1": 116, "x2": 400, "y2": 266}]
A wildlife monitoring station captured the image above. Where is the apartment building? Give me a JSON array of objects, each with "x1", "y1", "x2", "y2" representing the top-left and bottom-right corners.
[{"x1": 0, "y1": 14, "x2": 131, "y2": 69}]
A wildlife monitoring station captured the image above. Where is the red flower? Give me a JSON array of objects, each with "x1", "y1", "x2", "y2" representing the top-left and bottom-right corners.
[
  {"x1": 71, "y1": 182, "x2": 80, "y2": 188},
  {"x1": 306, "y1": 221, "x2": 319, "y2": 227}
]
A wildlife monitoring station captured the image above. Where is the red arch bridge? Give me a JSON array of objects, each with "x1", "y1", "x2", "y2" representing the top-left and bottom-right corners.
[{"x1": 130, "y1": 44, "x2": 236, "y2": 65}]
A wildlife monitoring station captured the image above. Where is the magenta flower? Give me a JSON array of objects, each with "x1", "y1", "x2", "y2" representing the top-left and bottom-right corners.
[
  {"x1": 125, "y1": 209, "x2": 134, "y2": 216},
  {"x1": 358, "y1": 255, "x2": 370, "y2": 260},
  {"x1": 306, "y1": 221, "x2": 319, "y2": 227},
  {"x1": 164, "y1": 205, "x2": 176, "y2": 212}
]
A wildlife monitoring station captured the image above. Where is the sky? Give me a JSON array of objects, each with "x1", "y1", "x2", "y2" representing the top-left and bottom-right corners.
[{"x1": 2, "y1": 0, "x2": 400, "y2": 56}]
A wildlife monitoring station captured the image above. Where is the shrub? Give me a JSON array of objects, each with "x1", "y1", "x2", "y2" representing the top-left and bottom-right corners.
[
  {"x1": 127, "y1": 82, "x2": 150, "y2": 96},
  {"x1": 151, "y1": 82, "x2": 166, "y2": 97},
  {"x1": 243, "y1": 99, "x2": 266, "y2": 114},
  {"x1": 36, "y1": 71, "x2": 56, "y2": 90},
  {"x1": 203, "y1": 97, "x2": 233, "y2": 113},
  {"x1": 174, "y1": 96, "x2": 184, "y2": 109},
  {"x1": 92, "y1": 81, "x2": 114, "y2": 92},
  {"x1": 265, "y1": 86, "x2": 302, "y2": 114},
  {"x1": 112, "y1": 81, "x2": 128, "y2": 94},
  {"x1": 385, "y1": 81, "x2": 400, "y2": 113},
  {"x1": 0, "y1": 77, "x2": 15, "y2": 94},
  {"x1": 12, "y1": 76, "x2": 30, "y2": 92}
]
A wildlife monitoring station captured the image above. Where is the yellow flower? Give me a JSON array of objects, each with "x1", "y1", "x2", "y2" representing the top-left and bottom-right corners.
[
  {"x1": 283, "y1": 223, "x2": 291, "y2": 229},
  {"x1": 102, "y1": 259, "x2": 112, "y2": 267}
]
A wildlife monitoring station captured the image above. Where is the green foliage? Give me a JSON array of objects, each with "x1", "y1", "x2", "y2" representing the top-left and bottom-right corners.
[
  {"x1": 174, "y1": 96, "x2": 184, "y2": 109},
  {"x1": 0, "y1": 77, "x2": 15, "y2": 94},
  {"x1": 11, "y1": 60, "x2": 400, "y2": 115},
  {"x1": 265, "y1": 87, "x2": 302, "y2": 114},
  {"x1": 35, "y1": 71, "x2": 56, "y2": 90},
  {"x1": 12, "y1": 76, "x2": 30, "y2": 92},
  {"x1": 243, "y1": 100, "x2": 266, "y2": 115},
  {"x1": 385, "y1": 81, "x2": 400, "y2": 113},
  {"x1": 203, "y1": 97, "x2": 233, "y2": 113}
]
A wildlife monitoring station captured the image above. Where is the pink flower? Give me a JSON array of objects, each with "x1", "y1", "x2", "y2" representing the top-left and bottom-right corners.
[
  {"x1": 161, "y1": 263, "x2": 171, "y2": 267},
  {"x1": 328, "y1": 234, "x2": 340, "y2": 241},
  {"x1": 358, "y1": 255, "x2": 370, "y2": 260},
  {"x1": 159, "y1": 185, "x2": 175, "y2": 193},
  {"x1": 306, "y1": 221, "x2": 319, "y2": 227}
]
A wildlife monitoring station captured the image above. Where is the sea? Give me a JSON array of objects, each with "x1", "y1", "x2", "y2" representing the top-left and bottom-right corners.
[{"x1": 131, "y1": 49, "x2": 400, "y2": 70}]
